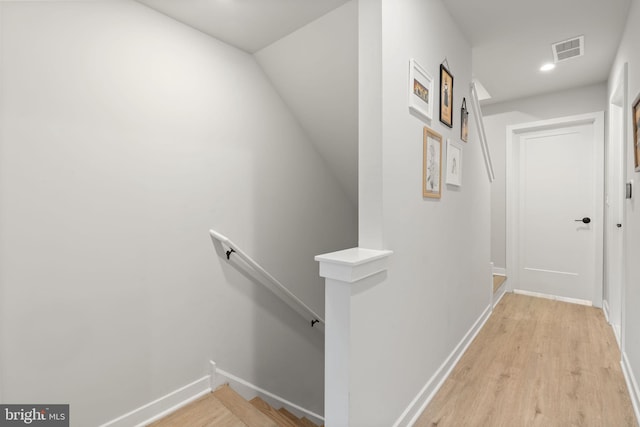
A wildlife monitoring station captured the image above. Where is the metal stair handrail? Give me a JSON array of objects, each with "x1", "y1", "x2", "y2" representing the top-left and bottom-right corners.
[{"x1": 209, "y1": 229, "x2": 324, "y2": 333}]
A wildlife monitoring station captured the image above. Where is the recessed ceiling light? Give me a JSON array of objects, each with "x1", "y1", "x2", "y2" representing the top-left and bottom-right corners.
[{"x1": 540, "y1": 63, "x2": 556, "y2": 72}]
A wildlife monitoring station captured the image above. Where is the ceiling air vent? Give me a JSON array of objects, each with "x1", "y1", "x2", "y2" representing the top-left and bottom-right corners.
[{"x1": 552, "y1": 36, "x2": 584, "y2": 62}]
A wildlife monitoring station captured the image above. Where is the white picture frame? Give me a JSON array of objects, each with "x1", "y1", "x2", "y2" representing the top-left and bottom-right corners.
[
  {"x1": 409, "y1": 59, "x2": 434, "y2": 122},
  {"x1": 446, "y1": 139, "x2": 462, "y2": 187}
]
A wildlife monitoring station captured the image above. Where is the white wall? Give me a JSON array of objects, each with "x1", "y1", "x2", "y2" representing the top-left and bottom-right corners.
[
  {"x1": 352, "y1": 0, "x2": 491, "y2": 424},
  {"x1": 255, "y1": 1, "x2": 358, "y2": 205},
  {"x1": 482, "y1": 84, "x2": 607, "y2": 269},
  {"x1": 609, "y1": 0, "x2": 640, "y2": 414},
  {"x1": 0, "y1": 1, "x2": 357, "y2": 425}
]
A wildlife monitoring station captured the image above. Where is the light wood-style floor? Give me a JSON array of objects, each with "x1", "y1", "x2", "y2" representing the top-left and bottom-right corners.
[
  {"x1": 493, "y1": 275, "x2": 506, "y2": 293},
  {"x1": 415, "y1": 293, "x2": 638, "y2": 427}
]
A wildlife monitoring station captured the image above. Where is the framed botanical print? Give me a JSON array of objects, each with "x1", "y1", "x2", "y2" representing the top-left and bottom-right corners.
[
  {"x1": 439, "y1": 64, "x2": 454, "y2": 128},
  {"x1": 409, "y1": 59, "x2": 434, "y2": 122},
  {"x1": 461, "y1": 98, "x2": 469, "y2": 142},
  {"x1": 633, "y1": 94, "x2": 640, "y2": 172},
  {"x1": 423, "y1": 127, "x2": 442, "y2": 199},
  {"x1": 446, "y1": 139, "x2": 462, "y2": 187}
]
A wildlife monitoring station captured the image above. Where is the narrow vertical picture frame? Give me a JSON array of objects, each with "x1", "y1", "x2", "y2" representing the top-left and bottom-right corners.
[
  {"x1": 460, "y1": 98, "x2": 469, "y2": 142},
  {"x1": 439, "y1": 64, "x2": 454, "y2": 128},
  {"x1": 408, "y1": 59, "x2": 434, "y2": 122},
  {"x1": 446, "y1": 139, "x2": 463, "y2": 187},
  {"x1": 633, "y1": 93, "x2": 640, "y2": 172},
  {"x1": 423, "y1": 127, "x2": 442, "y2": 199}
]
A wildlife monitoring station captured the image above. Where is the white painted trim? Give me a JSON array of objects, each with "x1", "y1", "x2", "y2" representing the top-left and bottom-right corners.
[
  {"x1": 614, "y1": 324, "x2": 622, "y2": 350},
  {"x1": 611, "y1": 62, "x2": 628, "y2": 355},
  {"x1": 622, "y1": 352, "x2": 640, "y2": 424},
  {"x1": 603, "y1": 300, "x2": 623, "y2": 349},
  {"x1": 99, "y1": 376, "x2": 211, "y2": 427},
  {"x1": 492, "y1": 266, "x2": 506, "y2": 276},
  {"x1": 315, "y1": 247, "x2": 393, "y2": 283},
  {"x1": 512, "y1": 289, "x2": 592, "y2": 306},
  {"x1": 603, "y1": 299, "x2": 611, "y2": 323},
  {"x1": 316, "y1": 246, "x2": 392, "y2": 427},
  {"x1": 392, "y1": 304, "x2": 492, "y2": 427},
  {"x1": 493, "y1": 285, "x2": 507, "y2": 309},
  {"x1": 470, "y1": 82, "x2": 495, "y2": 182},
  {"x1": 210, "y1": 361, "x2": 324, "y2": 426}
]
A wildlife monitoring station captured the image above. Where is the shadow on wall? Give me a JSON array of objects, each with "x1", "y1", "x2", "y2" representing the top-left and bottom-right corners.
[{"x1": 213, "y1": 238, "x2": 325, "y2": 411}]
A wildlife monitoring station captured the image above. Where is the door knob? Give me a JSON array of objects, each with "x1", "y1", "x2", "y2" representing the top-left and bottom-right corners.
[{"x1": 574, "y1": 217, "x2": 591, "y2": 224}]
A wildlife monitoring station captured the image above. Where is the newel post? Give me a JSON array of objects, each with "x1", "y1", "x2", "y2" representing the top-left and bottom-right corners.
[{"x1": 315, "y1": 248, "x2": 393, "y2": 427}]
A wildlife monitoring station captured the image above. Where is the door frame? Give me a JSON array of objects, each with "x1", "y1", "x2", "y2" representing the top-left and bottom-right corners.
[
  {"x1": 607, "y1": 63, "x2": 628, "y2": 351},
  {"x1": 506, "y1": 112, "x2": 605, "y2": 307}
]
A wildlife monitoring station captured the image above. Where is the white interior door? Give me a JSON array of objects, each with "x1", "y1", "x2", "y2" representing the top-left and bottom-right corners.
[{"x1": 507, "y1": 113, "x2": 604, "y2": 306}]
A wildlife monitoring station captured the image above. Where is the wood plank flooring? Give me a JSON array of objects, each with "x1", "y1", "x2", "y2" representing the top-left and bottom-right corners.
[
  {"x1": 148, "y1": 393, "x2": 247, "y2": 427},
  {"x1": 414, "y1": 293, "x2": 637, "y2": 427},
  {"x1": 493, "y1": 274, "x2": 506, "y2": 293}
]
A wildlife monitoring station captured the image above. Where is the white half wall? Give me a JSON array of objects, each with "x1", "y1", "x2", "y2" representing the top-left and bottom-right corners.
[
  {"x1": 0, "y1": 1, "x2": 357, "y2": 424},
  {"x1": 482, "y1": 83, "x2": 607, "y2": 269},
  {"x1": 353, "y1": 0, "x2": 492, "y2": 424}
]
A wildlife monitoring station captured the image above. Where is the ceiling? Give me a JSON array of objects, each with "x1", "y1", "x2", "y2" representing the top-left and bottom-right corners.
[
  {"x1": 442, "y1": 0, "x2": 631, "y2": 104},
  {"x1": 133, "y1": 0, "x2": 632, "y2": 204},
  {"x1": 136, "y1": 0, "x2": 633, "y2": 105},
  {"x1": 135, "y1": 0, "x2": 350, "y2": 53}
]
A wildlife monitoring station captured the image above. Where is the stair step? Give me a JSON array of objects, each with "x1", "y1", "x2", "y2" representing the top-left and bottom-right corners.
[
  {"x1": 214, "y1": 384, "x2": 279, "y2": 427},
  {"x1": 277, "y1": 408, "x2": 306, "y2": 427},
  {"x1": 147, "y1": 393, "x2": 247, "y2": 427},
  {"x1": 250, "y1": 397, "x2": 299, "y2": 427},
  {"x1": 299, "y1": 417, "x2": 320, "y2": 427}
]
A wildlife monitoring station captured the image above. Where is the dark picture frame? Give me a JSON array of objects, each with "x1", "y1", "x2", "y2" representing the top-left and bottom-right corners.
[
  {"x1": 461, "y1": 98, "x2": 469, "y2": 142},
  {"x1": 439, "y1": 64, "x2": 454, "y2": 128},
  {"x1": 633, "y1": 94, "x2": 640, "y2": 172}
]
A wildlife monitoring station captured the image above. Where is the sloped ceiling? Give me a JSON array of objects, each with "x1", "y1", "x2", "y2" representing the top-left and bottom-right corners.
[
  {"x1": 136, "y1": 0, "x2": 358, "y2": 204},
  {"x1": 255, "y1": 2, "x2": 358, "y2": 204},
  {"x1": 135, "y1": 0, "x2": 350, "y2": 53}
]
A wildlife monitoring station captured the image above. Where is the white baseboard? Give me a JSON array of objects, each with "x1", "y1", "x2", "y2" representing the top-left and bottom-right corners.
[
  {"x1": 392, "y1": 304, "x2": 492, "y2": 427},
  {"x1": 602, "y1": 300, "x2": 622, "y2": 349},
  {"x1": 621, "y1": 352, "x2": 640, "y2": 424},
  {"x1": 100, "y1": 362, "x2": 324, "y2": 427},
  {"x1": 493, "y1": 285, "x2": 507, "y2": 309},
  {"x1": 492, "y1": 266, "x2": 506, "y2": 276},
  {"x1": 210, "y1": 361, "x2": 324, "y2": 426},
  {"x1": 513, "y1": 289, "x2": 592, "y2": 307},
  {"x1": 614, "y1": 324, "x2": 621, "y2": 349},
  {"x1": 99, "y1": 376, "x2": 211, "y2": 427}
]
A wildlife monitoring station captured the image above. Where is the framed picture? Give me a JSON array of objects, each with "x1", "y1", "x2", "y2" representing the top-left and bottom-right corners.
[
  {"x1": 633, "y1": 94, "x2": 640, "y2": 172},
  {"x1": 423, "y1": 127, "x2": 442, "y2": 199},
  {"x1": 409, "y1": 59, "x2": 434, "y2": 122},
  {"x1": 439, "y1": 64, "x2": 454, "y2": 128},
  {"x1": 446, "y1": 139, "x2": 462, "y2": 187},
  {"x1": 461, "y1": 98, "x2": 469, "y2": 142}
]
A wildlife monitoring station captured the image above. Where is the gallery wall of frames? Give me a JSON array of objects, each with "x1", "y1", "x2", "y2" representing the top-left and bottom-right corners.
[{"x1": 409, "y1": 58, "x2": 468, "y2": 199}]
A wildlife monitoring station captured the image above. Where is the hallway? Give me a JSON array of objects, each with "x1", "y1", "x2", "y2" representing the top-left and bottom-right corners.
[{"x1": 415, "y1": 294, "x2": 637, "y2": 426}]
